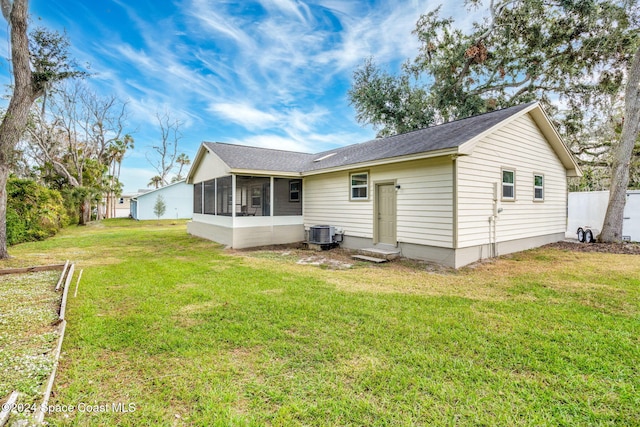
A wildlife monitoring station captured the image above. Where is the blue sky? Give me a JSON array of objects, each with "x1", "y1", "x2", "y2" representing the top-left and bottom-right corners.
[{"x1": 1, "y1": 0, "x2": 469, "y2": 194}]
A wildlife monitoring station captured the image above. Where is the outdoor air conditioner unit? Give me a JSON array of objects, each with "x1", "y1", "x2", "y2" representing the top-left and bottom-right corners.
[{"x1": 308, "y1": 225, "x2": 335, "y2": 244}]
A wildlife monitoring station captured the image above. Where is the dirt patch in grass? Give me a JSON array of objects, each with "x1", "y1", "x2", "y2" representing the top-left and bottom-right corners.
[
  {"x1": 235, "y1": 240, "x2": 640, "y2": 278},
  {"x1": 545, "y1": 240, "x2": 640, "y2": 255},
  {"x1": 231, "y1": 242, "x2": 640, "y2": 305},
  {"x1": 0, "y1": 270, "x2": 61, "y2": 412},
  {"x1": 232, "y1": 246, "x2": 359, "y2": 269},
  {"x1": 296, "y1": 254, "x2": 353, "y2": 270}
]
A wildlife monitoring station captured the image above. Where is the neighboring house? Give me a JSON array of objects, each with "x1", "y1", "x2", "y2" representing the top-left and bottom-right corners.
[
  {"x1": 97, "y1": 194, "x2": 135, "y2": 219},
  {"x1": 186, "y1": 102, "x2": 581, "y2": 268},
  {"x1": 567, "y1": 190, "x2": 640, "y2": 242},
  {"x1": 130, "y1": 180, "x2": 194, "y2": 220},
  {"x1": 115, "y1": 194, "x2": 135, "y2": 218}
]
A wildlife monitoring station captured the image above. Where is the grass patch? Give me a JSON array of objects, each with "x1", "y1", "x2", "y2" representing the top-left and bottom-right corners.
[{"x1": 4, "y1": 220, "x2": 640, "y2": 426}]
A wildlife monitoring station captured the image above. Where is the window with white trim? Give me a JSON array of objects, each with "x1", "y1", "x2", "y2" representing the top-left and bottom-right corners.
[
  {"x1": 350, "y1": 172, "x2": 368, "y2": 200},
  {"x1": 534, "y1": 174, "x2": 544, "y2": 201},
  {"x1": 502, "y1": 169, "x2": 515, "y2": 200},
  {"x1": 289, "y1": 180, "x2": 301, "y2": 202},
  {"x1": 251, "y1": 186, "x2": 262, "y2": 207}
]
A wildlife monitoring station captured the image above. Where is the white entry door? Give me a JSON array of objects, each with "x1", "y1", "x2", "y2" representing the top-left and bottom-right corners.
[{"x1": 377, "y1": 184, "x2": 396, "y2": 245}]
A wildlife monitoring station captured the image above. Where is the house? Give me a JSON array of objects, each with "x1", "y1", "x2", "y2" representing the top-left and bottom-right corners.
[
  {"x1": 115, "y1": 194, "x2": 135, "y2": 218},
  {"x1": 186, "y1": 102, "x2": 581, "y2": 268},
  {"x1": 130, "y1": 180, "x2": 194, "y2": 220},
  {"x1": 97, "y1": 194, "x2": 136, "y2": 219}
]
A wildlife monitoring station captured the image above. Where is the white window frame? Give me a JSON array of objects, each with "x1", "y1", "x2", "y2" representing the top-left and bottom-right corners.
[
  {"x1": 350, "y1": 171, "x2": 369, "y2": 200},
  {"x1": 289, "y1": 180, "x2": 301, "y2": 202},
  {"x1": 533, "y1": 174, "x2": 544, "y2": 201},
  {"x1": 502, "y1": 169, "x2": 515, "y2": 201},
  {"x1": 251, "y1": 186, "x2": 262, "y2": 207}
]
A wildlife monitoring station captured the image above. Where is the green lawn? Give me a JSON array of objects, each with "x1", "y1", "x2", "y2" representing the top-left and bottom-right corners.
[{"x1": 5, "y1": 219, "x2": 640, "y2": 426}]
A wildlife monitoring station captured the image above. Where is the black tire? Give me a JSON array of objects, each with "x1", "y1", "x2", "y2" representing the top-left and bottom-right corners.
[
  {"x1": 577, "y1": 227, "x2": 585, "y2": 243},
  {"x1": 585, "y1": 229, "x2": 594, "y2": 243}
]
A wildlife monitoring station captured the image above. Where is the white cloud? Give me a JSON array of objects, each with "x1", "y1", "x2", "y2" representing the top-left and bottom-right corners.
[
  {"x1": 285, "y1": 107, "x2": 328, "y2": 134},
  {"x1": 224, "y1": 127, "x2": 370, "y2": 154},
  {"x1": 315, "y1": 1, "x2": 434, "y2": 72},
  {"x1": 258, "y1": 0, "x2": 312, "y2": 23},
  {"x1": 208, "y1": 103, "x2": 279, "y2": 130},
  {"x1": 206, "y1": 102, "x2": 331, "y2": 140},
  {"x1": 188, "y1": 0, "x2": 256, "y2": 50}
]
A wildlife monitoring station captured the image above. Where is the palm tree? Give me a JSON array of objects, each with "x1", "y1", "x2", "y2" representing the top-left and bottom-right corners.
[
  {"x1": 175, "y1": 153, "x2": 191, "y2": 181},
  {"x1": 148, "y1": 175, "x2": 163, "y2": 189}
]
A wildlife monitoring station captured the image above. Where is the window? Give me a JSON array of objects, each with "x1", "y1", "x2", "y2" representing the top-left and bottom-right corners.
[
  {"x1": 251, "y1": 187, "x2": 262, "y2": 207},
  {"x1": 274, "y1": 178, "x2": 302, "y2": 216},
  {"x1": 534, "y1": 174, "x2": 544, "y2": 201},
  {"x1": 350, "y1": 172, "x2": 368, "y2": 200},
  {"x1": 289, "y1": 180, "x2": 301, "y2": 202},
  {"x1": 502, "y1": 169, "x2": 515, "y2": 200}
]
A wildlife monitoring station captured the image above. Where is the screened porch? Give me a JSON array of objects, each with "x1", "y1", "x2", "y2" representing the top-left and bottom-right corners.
[{"x1": 192, "y1": 175, "x2": 302, "y2": 218}]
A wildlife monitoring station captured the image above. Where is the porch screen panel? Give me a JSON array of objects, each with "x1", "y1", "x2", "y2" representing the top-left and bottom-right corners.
[
  {"x1": 236, "y1": 176, "x2": 270, "y2": 216},
  {"x1": 216, "y1": 176, "x2": 232, "y2": 216},
  {"x1": 203, "y1": 179, "x2": 215, "y2": 214},
  {"x1": 193, "y1": 182, "x2": 203, "y2": 214},
  {"x1": 274, "y1": 178, "x2": 302, "y2": 216}
]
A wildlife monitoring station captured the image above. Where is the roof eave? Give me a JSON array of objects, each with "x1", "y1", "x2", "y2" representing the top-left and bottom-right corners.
[
  {"x1": 229, "y1": 168, "x2": 302, "y2": 177},
  {"x1": 301, "y1": 148, "x2": 459, "y2": 176}
]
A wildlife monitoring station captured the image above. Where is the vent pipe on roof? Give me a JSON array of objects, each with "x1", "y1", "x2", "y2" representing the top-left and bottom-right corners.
[{"x1": 314, "y1": 153, "x2": 337, "y2": 162}]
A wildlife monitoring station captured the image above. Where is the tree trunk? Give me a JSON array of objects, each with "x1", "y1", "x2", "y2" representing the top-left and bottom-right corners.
[
  {"x1": 0, "y1": 0, "x2": 38, "y2": 258},
  {"x1": 600, "y1": 45, "x2": 640, "y2": 243},
  {"x1": 78, "y1": 198, "x2": 91, "y2": 225}
]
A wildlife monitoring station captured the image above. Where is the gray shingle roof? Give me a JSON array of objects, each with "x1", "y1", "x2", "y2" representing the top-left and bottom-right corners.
[
  {"x1": 202, "y1": 142, "x2": 316, "y2": 172},
  {"x1": 205, "y1": 102, "x2": 536, "y2": 174}
]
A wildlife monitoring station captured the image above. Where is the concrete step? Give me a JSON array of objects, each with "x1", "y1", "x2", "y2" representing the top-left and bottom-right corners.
[
  {"x1": 358, "y1": 247, "x2": 400, "y2": 261},
  {"x1": 352, "y1": 254, "x2": 387, "y2": 263}
]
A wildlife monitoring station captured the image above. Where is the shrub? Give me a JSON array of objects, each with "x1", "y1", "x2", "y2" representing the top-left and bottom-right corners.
[{"x1": 6, "y1": 177, "x2": 69, "y2": 245}]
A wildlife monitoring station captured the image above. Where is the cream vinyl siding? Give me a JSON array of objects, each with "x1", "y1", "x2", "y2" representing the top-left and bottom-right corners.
[
  {"x1": 304, "y1": 157, "x2": 454, "y2": 248},
  {"x1": 457, "y1": 113, "x2": 568, "y2": 247},
  {"x1": 191, "y1": 151, "x2": 231, "y2": 183}
]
